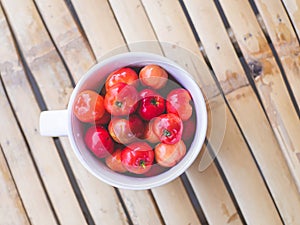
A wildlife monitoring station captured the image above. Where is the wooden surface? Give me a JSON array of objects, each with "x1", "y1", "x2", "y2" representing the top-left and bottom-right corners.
[{"x1": 0, "y1": 0, "x2": 299, "y2": 224}]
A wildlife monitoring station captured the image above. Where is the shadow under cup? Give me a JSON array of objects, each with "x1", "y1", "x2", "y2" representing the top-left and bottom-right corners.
[{"x1": 68, "y1": 52, "x2": 207, "y2": 190}]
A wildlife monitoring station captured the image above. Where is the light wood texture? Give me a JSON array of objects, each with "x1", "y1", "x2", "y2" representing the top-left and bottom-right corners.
[
  {"x1": 0, "y1": 6, "x2": 57, "y2": 225},
  {"x1": 32, "y1": 1, "x2": 129, "y2": 224},
  {"x1": 141, "y1": 0, "x2": 283, "y2": 224},
  {"x1": 0, "y1": 0, "x2": 90, "y2": 224},
  {"x1": 147, "y1": 181, "x2": 201, "y2": 225},
  {"x1": 152, "y1": 179, "x2": 201, "y2": 225},
  {"x1": 188, "y1": 148, "x2": 242, "y2": 225},
  {"x1": 0, "y1": 72, "x2": 56, "y2": 225},
  {"x1": 282, "y1": 0, "x2": 300, "y2": 41},
  {"x1": 184, "y1": 0, "x2": 300, "y2": 224},
  {"x1": 254, "y1": 0, "x2": 300, "y2": 108},
  {"x1": 227, "y1": 87, "x2": 300, "y2": 224},
  {"x1": 108, "y1": 0, "x2": 161, "y2": 53},
  {"x1": 0, "y1": 0, "x2": 72, "y2": 109},
  {"x1": 182, "y1": 0, "x2": 248, "y2": 95},
  {"x1": 118, "y1": 189, "x2": 163, "y2": 225},
  {"x1": 116, "y1": 189, "x2": 164, "y2": 225},
  {"x1": 218, "y1": 0, "x2": 300, "y2": 191},
  {"x1": 61, "y1": 138, "x2": 129, "y2": 225},
  {"x1": 0, "y1": 145, "x2": 30, "y2": 225},
  {"x1": 34, "y1": 0, "x2": 95, "y2": 82},
  {"x1": 219, "y1": 106, "x2": 283, "y2": 225},
  {"x1": 109, "y1": 0, "x2": 241, "y2": 224},
  {"x1": 71, "y1": 0, "x2": 127, "y2": 59}
]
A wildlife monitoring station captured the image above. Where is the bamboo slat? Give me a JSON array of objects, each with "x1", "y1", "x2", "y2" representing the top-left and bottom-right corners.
[
  {"x1": 188, "y1": 149, "x2": 242, "y2": 225},
  {"x1": 141, "y1": 0, "x2": 283, "y2": 224},
  {"x1": 31, "y1": 0, "x2": 160, "y2": 223},
  {"x1": 282, "y1": 0, "x2": 300, "y2": 40},
  {"x1": 0, "y1": 0, "x2": 72, "y2": 109},
  {"x1": 0, "y1": 145, "x2": 30, "y2": 225},
  {"x1": 0, "y1": 7, "x2": 57, "y2": 225},
  {"x1": 70, "y1": 1, "x2": 204, "y2": 224},
  {"x1": 108, "y1": 0, "x2": 241, "y2": 224},
  {"x1": 0, "y1": 1, "x2": 90, "y2": 224},
  {"x1": 118, "y1": 189, "x2": 163, "y2": 225},
  {"x1": 61, "y1": 138, "x2": 129, "y2": 225},
  {"x1": 0, "y1": 76, "x2": 56, "y2": 225},
  {"x1": 254, "y1": 0, "x2": 300, "y2": 109},
  {"x1": 153, "y1": 177, "x2": 206, "y2": 223},
  {"x1": 70, "y1": 0, "x2": 127, "y2": 59},
  {"x1": 32, "y1": 1, "x2": 129, "y2": 224},
  {"x1": 183, "y1": 0, "x2": 300, "y2": 224},
  {"x1": 218, "y1": 0, "x2": 300, "y2": 191},
  {"x1": 34, "y1": 0, "x2": 95, "y2": 83},
  {"x1": 108, "y1": 0, "x2": 161, "y2": 53},
  {"x1": 152, "y1": 179, "x2": 201, "y2": 225}
]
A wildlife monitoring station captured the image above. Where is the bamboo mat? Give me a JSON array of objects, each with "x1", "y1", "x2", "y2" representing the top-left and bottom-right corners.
[{"x1": 0, "y1": 0, "x2": 299, "y2": 224}]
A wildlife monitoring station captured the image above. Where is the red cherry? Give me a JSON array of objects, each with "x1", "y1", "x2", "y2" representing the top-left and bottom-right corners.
[
  {"x1": 121, "y1": 142, "x2": 154, "y2": 174},
  {"x1": 104, "y1": 83, "x2": 138, "y2": 116},
  {"x1": 138, "y1": 94, "x2": 165, "y2": 121},
  {"x1": 84, "y1": 125, "x2": 114, "y2": 158},
  {"x1": 166, "y1": 88, "x2": 193, "y2": 121},
  {"x1": 152, "y1": 113, "x2": 183, "y2": 144}
]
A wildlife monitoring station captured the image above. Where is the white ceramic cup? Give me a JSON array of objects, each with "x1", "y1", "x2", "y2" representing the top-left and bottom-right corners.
[{"x1": 39, "y1": 52, "x2": 207, "y2": 190}]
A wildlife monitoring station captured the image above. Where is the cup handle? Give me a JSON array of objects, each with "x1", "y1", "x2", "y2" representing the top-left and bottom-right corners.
[{"x1": 39, "y1": 110, "x2": 68, "y2": 137}]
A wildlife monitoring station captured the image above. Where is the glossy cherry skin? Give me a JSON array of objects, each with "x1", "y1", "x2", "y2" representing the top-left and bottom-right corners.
[
  {"x1": 108, "y1": 115, "x2": 145, "y2": 144},
  {"x1": 84, "y1": 125, "x2": 114, "y2": 158},
  {"x1": 166, "y1": 88, "x2": 193, "y2": 121},
  {"x1": 105, "y1": 67, "x2": 138, "y2": 91},
  {"x1": 138, "y1": 94, "x2": 165, "y2": 121},
  {"x1": 105, "y1": 149, "x2": 127, "y2": 173},
  {"x1": 73, "y1": 90, "x2": 105, "y2": 123},
  {"x1": 104, "y1": 82, "x2": 138, "y2": 116},
  {"x1": 139, "y1": 65, "x2": 168, "y2": 89},
  {"x1": 155, "y1": 140, "x2": 186, "y2": 167},
  {"x1": 152, "y1": 113, "x2": 183, "y2": 144},
  {"x1": 121, "y1": 142, "x2": 154, "y2": 174}
]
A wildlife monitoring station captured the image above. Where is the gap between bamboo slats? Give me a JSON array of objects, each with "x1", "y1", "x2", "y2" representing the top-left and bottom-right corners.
[
  {"x1": 71, "y1": 0, "x2": 128, "y2": 59},
  {"x1": 0, "y1": 75, "x2": 57, "y2": 225},
  {"x1": 107, "y1": 1, "x2": 205, "y2": 224},
  {"x1": 36, "y1": 0, "x2": 165, "y2": 224},
  {"x1": 218, "y1": 0, "x2": 300, "y2": 192},
  {"x1": 253, "y1": 0, "x2": 300, "y2": 113},
  {"x1": 140, "y1": 0, "x2": 285, "y2": 224},
  {"x1": 282, "y1": 0, "x2": 300, "y2": 44},
  {"x1": 183, "y1": 0, "x2": 300, "y2": 224},
  {"x1": 34, "y1": 0, "x2": 162, "y2": 224},
  {"x1": 0, "y1": 6, "x2": 57, "y2": 225},
  {"x1": 0, "y1": 0, "x2": 101, "y2": 224},
  {"x1": 33, "y1": 0, "x2": 130, "y2": 224},
  {"x1": 69, "y1": 0, "x2": 200, "y2": 224},
  {"x1": 108, "y1": 0, "x2": 243, "y2": 224},
  {"x1": 0, "y1": 144, "x2": 30, "y2": 225}
]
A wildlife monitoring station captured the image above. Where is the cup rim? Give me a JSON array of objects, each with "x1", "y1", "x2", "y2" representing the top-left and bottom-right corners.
[{"x1": 67, "y1": 52, "x2": 207, "y2": 190}]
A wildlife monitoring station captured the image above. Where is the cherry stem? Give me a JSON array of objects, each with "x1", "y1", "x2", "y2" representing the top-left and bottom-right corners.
[
  {"x1": 140, "y1": 160, "x2": 146, "y2": 169},
  {"x1": 163, "y1": 129, "x2": 171, "y2": 137},
  {"x1": 150, "y1": 98, "x2": 158, "y2": 106},
  {"x1": 115, "y1": 101, "x2": 123, "y2": 108}
]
